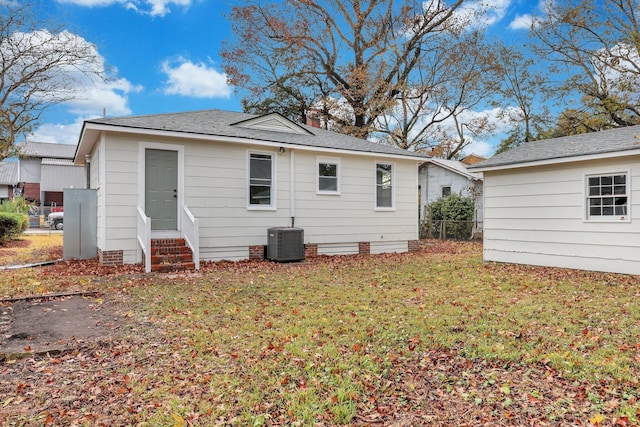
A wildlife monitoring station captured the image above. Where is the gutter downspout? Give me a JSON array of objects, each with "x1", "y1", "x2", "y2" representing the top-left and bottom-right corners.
[
  {"x1": 290, "y1": 149, "x2": 295, "y2": 227},
  {"x1": 85, "y1": 155, "x2": 91, "y2": 189}
]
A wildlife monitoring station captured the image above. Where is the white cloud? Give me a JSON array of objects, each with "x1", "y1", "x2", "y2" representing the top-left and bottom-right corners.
[
  {"x1": 161, "y1": 58, "x2": 232, "y2": 98},
  {"x1": 455, "y1": 0, "x2": 512, "y2": 27},
  {"x1": 23, "y1": 31, "x2": 140, "y2": 141},
  {"x1": 508, "y1": 13, "x2": 533, "y2": 30},
  {"x1": 28, "y1": 116, "x2": 92, "y2": 145},
  {"x1": 56, "y1": 0, "x2": 192, "y2": 16},
  {"x1": 64, "y1": 77, "x2": 142, "y2": 117}
]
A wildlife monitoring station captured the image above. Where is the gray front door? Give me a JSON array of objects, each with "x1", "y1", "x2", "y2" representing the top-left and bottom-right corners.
[{"x1": 145, "y1": 149, "x2": 178, "y2": 230}]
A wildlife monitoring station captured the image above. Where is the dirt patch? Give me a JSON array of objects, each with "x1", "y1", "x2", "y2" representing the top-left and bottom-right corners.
[{"x1": 0, "y1": 294, "x2": 125, "y2": 358}]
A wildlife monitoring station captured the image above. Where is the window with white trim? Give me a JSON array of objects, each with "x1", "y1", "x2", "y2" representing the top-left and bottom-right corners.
[
  {"x1": 587, "y1": 173, "x2": 628, "y2": 219},
  {"x1": 376, "y1": 162, "x2": 394, "y2": 209},
  {"x1": 442, "y1": 186, "x2": 451, "y2": 197},
  {"x1": 317, "y1": 157, "x2": 340, "y2": 194},
  {"x1": 248, "y1": 152, "x2": 275, "y2": 208}
]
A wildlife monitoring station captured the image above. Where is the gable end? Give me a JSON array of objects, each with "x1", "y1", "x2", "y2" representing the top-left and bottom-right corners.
[{"x1": 231, "y1": 113, "x2": 314, "y2": 135}]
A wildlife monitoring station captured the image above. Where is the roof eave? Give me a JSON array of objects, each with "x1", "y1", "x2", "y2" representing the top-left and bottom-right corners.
[
  {"x1": 77, "y1": 121, "x2": 428, "y2": 162},
  {"x1": 472, "y1": 148, "x2": 640, "y2": 172}
]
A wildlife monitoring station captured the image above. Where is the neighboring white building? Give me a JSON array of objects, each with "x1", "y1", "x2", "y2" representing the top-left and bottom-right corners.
[
  {"x1": 470, "y1": 125, "x2": 640, "y2": 275},
  {"x1": 419, "y1": 158, "x2": 483, "y2": 223},
  {"x1": 74, "y1": 110, "x2": 427, "y2": 270},
  {"x1": 17, "y1": 141, "x2": 85, "y2": 207},
  {"x1": 0, "y1": 161, "x2": 18, "y2": 202}
]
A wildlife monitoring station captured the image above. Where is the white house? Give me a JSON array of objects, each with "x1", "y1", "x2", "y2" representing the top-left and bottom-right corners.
[
  {"x1": 74, "y1": 109, "x2": 426, "y2": 271},
  {"x1": 470, "y1": 125, "x2": 640, "y2": 275},
  {"x1": 419, "y1": 158, "x2": 483, "y2": 224}
]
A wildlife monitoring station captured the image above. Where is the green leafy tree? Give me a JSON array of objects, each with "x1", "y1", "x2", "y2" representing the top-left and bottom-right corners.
[{"x1": 426, "y1": 193, "x2": 474, "y2": 239}]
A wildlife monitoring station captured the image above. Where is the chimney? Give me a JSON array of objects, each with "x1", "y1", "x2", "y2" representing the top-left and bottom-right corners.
[{"x1": 306, "y1": 110, "x2": 321, "y2": 128}]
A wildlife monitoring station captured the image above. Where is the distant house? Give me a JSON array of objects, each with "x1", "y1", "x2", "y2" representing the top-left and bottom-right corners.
[
  {"x1": 74, "y1": 109, "x2": 427, "y2": 271},
  {"x1": 419, "y1": 158, "x2": 483, "y2": 223},
  {"x1": 0, "y1": 161, "x2": 18, "y2": 203},
  {"x1": 470, "y1": 125, "x2": 640, "y2": 275},
  {"x1": 17, "y1": 141, "x2": 85, "y2": 207},
  {"x1": 461, "y1": 153, "x2": 486, "y2": 166}
]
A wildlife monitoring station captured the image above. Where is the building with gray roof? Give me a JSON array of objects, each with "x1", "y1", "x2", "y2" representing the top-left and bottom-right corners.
[
  {"x1": 470, "y1": 125, "x2": 640, "y2": 275},
  {"x1": 76, "y1": 109, "x2": 427, "y2": 271}
]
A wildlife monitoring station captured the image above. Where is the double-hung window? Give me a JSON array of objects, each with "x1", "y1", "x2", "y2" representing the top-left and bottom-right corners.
[
  {"x1": 317, "y1": 157, "x2": 340, "y2": 194},
  {"x1": 248, "y1": 152, "x2": 275, "y2": 209},
  {"x1": 375, "y1": 162, "x2": 394, "y2": 209},
  {"x1": 586, "y1": 173, "x2": 629, "y2": 220}
]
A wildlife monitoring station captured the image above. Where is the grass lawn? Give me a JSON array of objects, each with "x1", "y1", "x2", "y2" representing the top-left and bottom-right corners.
[{"x1": 1, "y1": 240, "x2": 640, "y2": 426}]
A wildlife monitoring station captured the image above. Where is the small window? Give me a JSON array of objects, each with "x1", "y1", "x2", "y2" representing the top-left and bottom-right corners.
[
  {"x1": 442, "y1": 186, "x2": 451, "y2": 197},
  {"x1": 248, "y1": 152, "x2": 275, "y2": 208},
  {"x1": 317, "y1": 157, "x2": 340, "y2": 194},
  {"x1": 587, "y1": 173, "x2": 628, "y2": 219},
  {"x1": 376, "y1": 162, "x2": 394, "y2": 209}
]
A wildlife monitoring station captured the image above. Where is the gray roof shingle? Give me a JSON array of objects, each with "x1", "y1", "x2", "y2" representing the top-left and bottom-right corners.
[
  {"x1": 20, "y1": 141, "x2": 76, "y2": 159},
  {"x1": 84, "y1": 110, "x2": 428, "y2": 159},
  {"x1": 0, "y1": 161, "x2": 18, "y2": 185},
  {"x1": 470, "y1": 125, "x2": 640, "y2": 170}
]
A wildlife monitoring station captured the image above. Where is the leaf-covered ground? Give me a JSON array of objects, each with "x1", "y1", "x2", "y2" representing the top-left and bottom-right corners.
[
  {"x1": 0, "y1": 234, "x2": 63, "y2": 267},
  {"x1": 1, "y1": 240, "x2": 640, "y2": 426}
]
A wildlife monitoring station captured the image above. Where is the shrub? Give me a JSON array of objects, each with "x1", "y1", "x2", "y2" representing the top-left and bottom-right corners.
[
  {"x1": 0, "y1": 197, "x2": 29, "y2": 214},
  {"x1": 0, "y1": 212, "x2": 28, "y2": 244},
  {"x1": 424, "y1": 193, "x2": 474, "y2": 240}
]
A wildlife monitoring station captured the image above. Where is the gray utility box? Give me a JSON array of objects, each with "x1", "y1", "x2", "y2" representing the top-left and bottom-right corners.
[
  {"x1": 63, "y1": 188, "x2": 97, "y2": 260},
  {"x1": 267, "y1": 227, "x2": 305, "y2": 262}
]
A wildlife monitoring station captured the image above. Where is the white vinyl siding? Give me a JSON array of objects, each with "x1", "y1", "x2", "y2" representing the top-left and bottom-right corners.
[
  {"x1": 98, "y1": 134, "x2": 419, "y2": 263},
  {"x1": 101, "y1": 134, "x2": 139, "y2": 263},
  {"x1": 482, "y1": 157, "x2": 640, "y2": 275}
]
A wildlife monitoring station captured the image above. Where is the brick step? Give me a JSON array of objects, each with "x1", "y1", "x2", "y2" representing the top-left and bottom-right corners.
[
  {"x1": 151, "y1": 261, "x2": 196, "y2": 272},
  {"x1": 151, "y1": 238, "x2": 186, "y2": 247},
  {"x1": 151, "y1": 253, "x2": 193, "y2": 264},
  {"x1": 151, "y1": 245, "x2": 191, "y2": 255},
  {"x1": 150, "y1": 238, "x2": 195, "y2": 272}
]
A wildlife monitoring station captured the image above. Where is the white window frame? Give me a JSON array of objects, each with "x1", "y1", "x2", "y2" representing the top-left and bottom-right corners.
[
  {"x1": 584, "y1": 171, "x2": 631, "y2": 222},
  {"x1": 247, "y1": 150, "x2": 277, "y2": 210},
  {"x1": 442, "y1": 186, "x2": 451, "y2": 197},
  {"x1": 316, "y1": 156, "x2": 341, "y2": 195},
  {"x1": 375, "y1": 161, "x2": 395, "y2": 211}
]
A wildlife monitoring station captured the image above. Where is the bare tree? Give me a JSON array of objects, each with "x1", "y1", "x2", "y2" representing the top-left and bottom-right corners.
[
  {"x1": 221, "y1": 0, "x2": 468, "y2": 141},
  {"x1": 0, "y1": 1, "x2": 105, "y2": 160},
  {"x1": 375, "y1": 29, "x2": 500, "y2": 158},
  {"x1": 531, "y1": 0, "x2": 640, "y2": 129}
]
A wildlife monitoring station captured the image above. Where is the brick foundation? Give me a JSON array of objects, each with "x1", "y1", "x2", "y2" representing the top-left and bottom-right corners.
[
  {"x1": 249, "y1": 245, "x2": 265, "y2": 260},
  {"x1": 99, "y1": 248, "x2": 123, "y2": 266},
  {"x1": 358, "y1": 242, "x2": 370, "y2": 255},
  {"x1": 304, "y1": 243, "x2": 318, "y2": 258},
  {"x1": 408, "y1": 240, "x2": 420, "y2": 252}
]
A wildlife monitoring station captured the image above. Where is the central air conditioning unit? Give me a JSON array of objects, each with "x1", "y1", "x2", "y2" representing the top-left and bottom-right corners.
[{"x1": 267, "y1": 227, "x2": 305, "y2": 262}]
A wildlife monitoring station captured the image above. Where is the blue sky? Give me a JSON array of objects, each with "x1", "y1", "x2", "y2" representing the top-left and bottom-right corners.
[{"x1": 30, "y1": 0, "x2": 545, "y2": 155}]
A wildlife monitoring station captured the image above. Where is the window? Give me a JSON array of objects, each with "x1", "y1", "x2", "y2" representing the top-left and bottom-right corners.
[
  {"x1": 317, "y1": 157, "x2": 340, "y2": 194},
  {"x1": 587, "y1": 173, "x2": 628, "y2": 219},
  {"x1": 376, "y1": 162, "x2": 394, "y2": 209},
  {"x1": 442, "y1": 186, "x2": 451, "y2": 197},
  {"x1": 248, "y1": 152, "x2": 275, "y2": 208}
]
